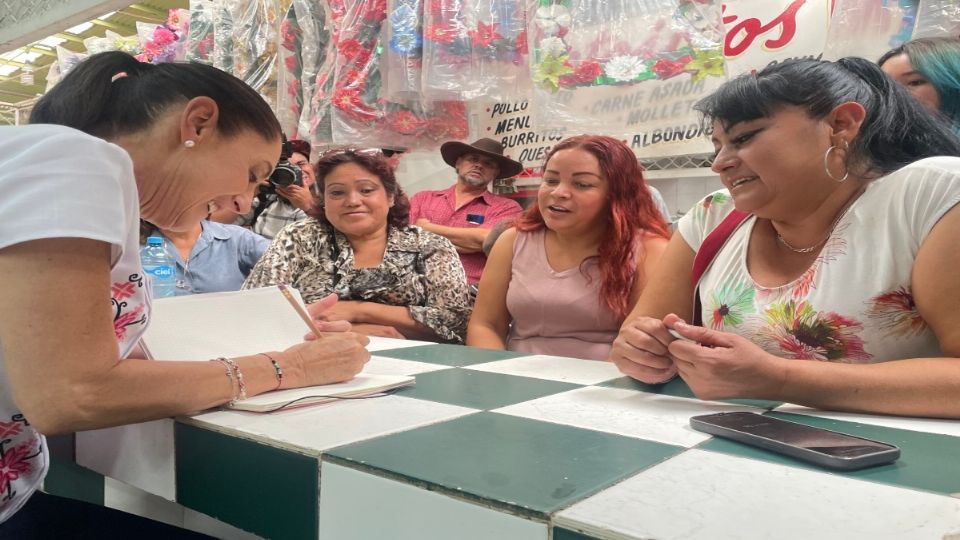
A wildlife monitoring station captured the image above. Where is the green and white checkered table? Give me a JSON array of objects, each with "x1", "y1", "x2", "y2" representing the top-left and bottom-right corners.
[{"x1": 64, "y1": 337, "x2": 960, "y2": 539}]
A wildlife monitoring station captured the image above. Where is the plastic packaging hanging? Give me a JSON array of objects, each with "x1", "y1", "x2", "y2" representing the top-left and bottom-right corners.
[
  {"x1": 277, "y1": 2, "x2": 304, "y2": 135},
  {"x1": 327, "y1": 0, "x2": 470, "y2": 149},
  {"x1": 187, "y1": 0, "x2": 217, "y2": 64},
  {"x1": 420, "y1": 0, "x2": 530, "y2": 101},
  {"x1": 135, "y1": 10, "x2": 190, "y2": 64},
  {"x1": 56, "y1": 46, "x2": 88, "y2": 78},
  {"x1": 292, "y1": 0, "x2": 331, "y2": 142},
  {"x1": 213, "y1": 0, "x2": 237, "y2": 73},
  {"x1": 305, "y1": 0, "x2": 337, "y2": 145},
  {"x1": 228, "y1": 0, "x2": 282, "y2": 107},
  {"x1": 822, "y1": 0, "x2": 912, "y2": 60},
  {"x1": 382, "y1": 0, "x2": 424, "y2": 102},
  {"x1": 913, "y1": 0, "x2": 960, "y2": 38},
  {"x1": 529, "y1": 0, "x2": 725, "y2": 156}
]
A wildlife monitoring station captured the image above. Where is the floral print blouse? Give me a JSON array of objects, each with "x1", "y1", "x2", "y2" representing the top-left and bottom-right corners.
[
  {"x1": 243, "y1": 220, "x2": 471, "y2": 343},
  {"x1": 677, "y1": 157, "x2": 960, "y2": 363}
]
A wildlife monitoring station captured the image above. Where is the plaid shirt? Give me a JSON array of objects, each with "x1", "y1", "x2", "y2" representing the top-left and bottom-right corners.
[{"x1": 409, "y1": 185, "x2": 523, "y2": 284}]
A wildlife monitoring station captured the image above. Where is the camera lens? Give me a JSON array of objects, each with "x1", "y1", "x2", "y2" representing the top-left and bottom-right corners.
[{"x1": 269, "y1": 160, "x2": 303, "y2": 187}]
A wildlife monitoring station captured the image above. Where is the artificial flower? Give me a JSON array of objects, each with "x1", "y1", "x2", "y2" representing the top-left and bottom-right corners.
[
  {"x1": 684, "y1": 48, "x2": 725, "y2": 82},
  {"x1": 337, "y1": 38, "x2": 364, "y2": 59},
  {"x1": 386, "y1": 110, "x2": 428, "y2": 134},
  {"x1": 538, "y1": 36, "x2": 567, "y2": 57},
  {"x1": 468, "y1": 21, "x2": 503, "y2": 48},
  {"x1": 603, "y1": 55, "x2": 649, "y2": 82},
  {"x1": 534, "y1": 54, "x2": 574, "y2": 92},
  {"x1": 559, "y1": 59, "x2": 603, "y2": 86},
  {"x1": 515, "y1": 30, "x2": 528, "y2": 54},
  {"x1": 534, "y1": 4, "x2": 571, "y2": 36},
  {"x1": 652, "y1": 58, "x2": 687, "y2": 79},
  {"x1": 390, "y1": 32, "x2": 422, "y2": 54}
]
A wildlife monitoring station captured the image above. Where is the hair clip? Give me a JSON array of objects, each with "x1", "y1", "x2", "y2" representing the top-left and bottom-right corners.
[{"x1": 111, "y1": 71, "x2": 129, "y2": 82}]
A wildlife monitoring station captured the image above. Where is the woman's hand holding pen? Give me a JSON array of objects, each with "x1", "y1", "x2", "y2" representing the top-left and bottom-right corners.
[{"x1": 279, "y1": 333, "x2": 371, "y2": 388}]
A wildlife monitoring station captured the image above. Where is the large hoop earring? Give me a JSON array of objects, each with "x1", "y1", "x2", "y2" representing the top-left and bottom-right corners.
[{"x1": 823, "y1": 141, "x2": 849, "y2": 183}]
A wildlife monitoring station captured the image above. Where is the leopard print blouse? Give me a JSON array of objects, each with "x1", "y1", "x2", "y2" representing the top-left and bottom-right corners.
[{"x1": 243, "y1": 220, "x2": 471, "y2": 343}]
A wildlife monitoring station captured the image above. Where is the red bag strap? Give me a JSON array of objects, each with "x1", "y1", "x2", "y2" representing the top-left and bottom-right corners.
[{"x1": 691, "y1": 209, "x2": 750, "y2": 326}]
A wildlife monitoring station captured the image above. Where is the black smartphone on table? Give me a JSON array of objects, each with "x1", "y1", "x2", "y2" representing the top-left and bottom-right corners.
[{"x1": 690, "y1": 411, "x2": 900, "y2": 471}]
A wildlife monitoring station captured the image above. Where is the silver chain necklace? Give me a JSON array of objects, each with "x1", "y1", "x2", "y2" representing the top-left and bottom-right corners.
[{"x1": 773, "y1": 185, "x2": 866, "y2": 254}]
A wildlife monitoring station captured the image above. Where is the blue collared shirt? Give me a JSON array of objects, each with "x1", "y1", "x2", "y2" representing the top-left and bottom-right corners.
[{"x1": 159, "y1": 220, "x2": 270, "y2": 296}]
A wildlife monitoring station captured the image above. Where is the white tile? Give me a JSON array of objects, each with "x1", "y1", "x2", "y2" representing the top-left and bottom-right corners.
[
  {"x1": 184, "y1": 395, "x2": 478, "y2": 455},
  {"x1": 76, "y1": 419, "x2": 176, "y2": 500},
  {"x1": 556, "y1": 449, "x2": 960, "y2": 540},
  {"x1": 319, "y1": 462, "x2": 547, "y2": 540},
  {"x1": 464, "y1": 355, "x2": 623, "y2": 385},
  {"x1": 104, "y1": 477, "x2": 184, "y2": 528},
  {"x1": 365, "y1": 336, "x2": 435, "y2": 351},
  {"x1": 364, "y1": 355, "x2": 452, "y2": 376},
  {"x1": 494, "y1": 386, "x2": 765, "y2": 448},
  {"x1": 182, "y1": 508, "x2": 265, "y2": 540},
  {"x1": 774, "y1": 404, "x2": 960, "y2": 437}
]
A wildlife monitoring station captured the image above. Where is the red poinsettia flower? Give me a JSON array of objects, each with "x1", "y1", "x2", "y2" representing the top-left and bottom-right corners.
[
  {"x1": 573, "y1": 60, "x2": 602, "y2": 83},
  {"x1": 425, "y1": 23, "x2": 459, "y2": 43},
  {"x1": 468, "y1": 21, "x2": 503, "y2": 48},
  {"x1": 362, "y1": 0, "x2": 387, "y2": 22},
  {"x1": 652, "y1": 58, "x2": 686, "y2": 79},
  {"x1": 332, "y1": 87, "x2": 378, "y2": 123},
  {"x1": 280, "y1": 20, "x2": 298, "y2": 51},
  {"x1": 515, "y1": 30, "x2": 528, "y2": 54},
  {"x1": 287, "y1": 79, "x2": 301, "y2": 97},
  {"x1": 284, "y1": 55, "x2": 298, "y2": 72},
  {"x1": 337, "y1": 39, "x2": 364, "y2": 60},
  {"x1": 386, "y1": 110, "x2": 428, "y2": 135}
]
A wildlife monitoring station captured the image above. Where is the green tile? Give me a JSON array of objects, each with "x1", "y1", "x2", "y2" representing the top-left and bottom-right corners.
[
  {"x1": 175, "y1": 423, "x2": 318, "y2": 540},
  {"x1": 397, "y1": 368, "x2": 580, "y2": 410},
  {"x1": 699, "y1": 411, "x2": 960, "y2": 494},
  {"x1": 553, "y1": 526, "x2": 604, "y2": 540},
  {"x1": 44, "y1": 434, "x2": 104, "y2": 506},
  {"x1": 375, "y1": 344, "x2": 528, "y2": 366},
  {"x1": 600, "y1": 376, "x2": 781, "y2": 409},
  {"x1": 325, "y1": 412, "x2": 682, "y2": 516}
]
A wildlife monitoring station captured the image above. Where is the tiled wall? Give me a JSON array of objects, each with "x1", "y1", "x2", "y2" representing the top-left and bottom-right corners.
[{"x1": 647, "y1": 175, "x2": 725, "y2": 222}]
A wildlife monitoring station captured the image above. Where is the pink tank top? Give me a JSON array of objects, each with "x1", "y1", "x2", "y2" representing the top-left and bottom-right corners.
[{"x1": 505, "y1": 229, "x2": 623, "y2": 360}]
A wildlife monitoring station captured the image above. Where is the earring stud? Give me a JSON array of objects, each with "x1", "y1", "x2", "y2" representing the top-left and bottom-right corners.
[{"x1": 184, "y1": 140, "x2": 196, "y2": 148}]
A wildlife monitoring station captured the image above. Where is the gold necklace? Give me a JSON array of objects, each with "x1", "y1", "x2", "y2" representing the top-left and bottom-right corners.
[{"x1": 773, "y1": 185, "x2": 866, "y2": 254}]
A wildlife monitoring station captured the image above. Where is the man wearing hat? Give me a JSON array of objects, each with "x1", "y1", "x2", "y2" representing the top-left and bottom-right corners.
[{"x1": 409, "y1": 138, "x2": 524, "y2": 285}]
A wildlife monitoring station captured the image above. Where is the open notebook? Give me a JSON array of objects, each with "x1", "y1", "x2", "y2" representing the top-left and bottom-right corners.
[{"x1": 140, "y1": 286, "x2": 414, "y2": 412}]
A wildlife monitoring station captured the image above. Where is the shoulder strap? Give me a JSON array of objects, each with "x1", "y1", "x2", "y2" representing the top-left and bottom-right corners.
[{"x1": 691, "y1": 209, "x2": 750, "y2": 326}]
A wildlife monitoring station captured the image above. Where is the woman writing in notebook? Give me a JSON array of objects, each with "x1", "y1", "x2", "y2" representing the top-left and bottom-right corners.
[
  {"x1": 244, "y1": 149, "x2": 471, "y2": 343},
  {"x1": 467, "y1": 135, "x2": 670, "y2": 360},
  {"x1": 609, "y1": 58, "x2": 960, "y2": 418},
  {"x1": 0, "y1": 52, "x2": 369, "y2": 537}
]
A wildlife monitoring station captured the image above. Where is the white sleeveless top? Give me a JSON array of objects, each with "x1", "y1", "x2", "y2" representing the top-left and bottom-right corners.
[{"x1": 677, "y1": 157, "x2": 960, "y2": 363}]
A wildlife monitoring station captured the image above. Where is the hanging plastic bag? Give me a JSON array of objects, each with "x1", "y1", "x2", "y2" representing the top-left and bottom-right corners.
[
  {"x1": 228, "y1": 0, "x2": 282, "y2": 107},
  {"x1": 421, "y1": 0, "x2": 529, "y2": 101},
  {"x1": 294, "y1": 0, "x2": 333, "y2": 143},
  {"x1": 56, "y1": 46, "x2": 88, "y2": 77},
  {"x1": 382, "y1": 0, "x2": 424, "y2": 101},
  {"x1": 278, "y1": 2, "x2": 304, "y2": 135},
  {"x1": 913, "y1": 0, "x2": 960, "y2": 38},
  {"x1": 823, "y1": 0, "x2": 912, "y2": 60},
  {"x1": 529, "y1": 0, "x2": 725, "y2": 157},
  {"x1": 187, "y1": 0, "x2": 216, "y2": 64}
]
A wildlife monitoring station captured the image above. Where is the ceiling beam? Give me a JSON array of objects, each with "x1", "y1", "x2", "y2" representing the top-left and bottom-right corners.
[{"x1": 0, "y1": 0, "x2": 135, "y2": 53}]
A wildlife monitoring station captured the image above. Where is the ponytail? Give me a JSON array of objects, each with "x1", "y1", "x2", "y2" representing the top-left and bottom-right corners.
[{"x1": 30, "y1": 51, "x2": 280, "y2": 141}]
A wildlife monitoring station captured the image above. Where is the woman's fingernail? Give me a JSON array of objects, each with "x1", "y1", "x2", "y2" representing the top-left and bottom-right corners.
[{"x1": 675, "y1": 321, "x2": 687, "y2": 329}]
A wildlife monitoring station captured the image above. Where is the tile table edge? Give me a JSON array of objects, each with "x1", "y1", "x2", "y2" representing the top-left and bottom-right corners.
[
  {"x1": 175, "y1": 415, "x2": 324, "y2": 459},
  {"x1": 321, "y1": 452, "x2": 557, "y2": 523}
]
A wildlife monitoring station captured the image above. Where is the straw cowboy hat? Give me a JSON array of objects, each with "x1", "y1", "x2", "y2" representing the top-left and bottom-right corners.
[{"x1": 440, "y1": 138, "x2": 524, "y2": 179}]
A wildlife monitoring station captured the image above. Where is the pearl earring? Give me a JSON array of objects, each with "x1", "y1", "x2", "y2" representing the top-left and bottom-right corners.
[{"x1": 184, "y1": 140, "x2": 196, "y2": 148}]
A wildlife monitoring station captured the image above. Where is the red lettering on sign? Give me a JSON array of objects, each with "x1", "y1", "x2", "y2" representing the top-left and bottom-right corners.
[{"x1": 723, "y1": 0, "x2": 807, "y2": 57}]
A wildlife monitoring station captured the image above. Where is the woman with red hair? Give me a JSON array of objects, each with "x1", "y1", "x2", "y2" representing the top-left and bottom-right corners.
[{"x1": 467, "y1": 135, "x2": 670, "y2": 360}]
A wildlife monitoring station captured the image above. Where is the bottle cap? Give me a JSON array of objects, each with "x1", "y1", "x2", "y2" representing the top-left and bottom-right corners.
[{"x1": 147, "y1": 236, "x2": 164, "y2": 246}]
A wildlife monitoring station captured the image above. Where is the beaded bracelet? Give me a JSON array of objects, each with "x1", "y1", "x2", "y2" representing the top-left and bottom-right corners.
[
  {"x1": 211, "y1": 357, "x2": 239, "y2": 405},
  {"x1": 259, "y1": 352, "x2": 283, "y2": 390},
  {"x1": 217, "y1": 357, "x2": 247, "y2": 401}
]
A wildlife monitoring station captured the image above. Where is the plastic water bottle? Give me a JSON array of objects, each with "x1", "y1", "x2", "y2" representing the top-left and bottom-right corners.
[{"x1": 140, "y1": 236, "x2": 177, "y2": 298}]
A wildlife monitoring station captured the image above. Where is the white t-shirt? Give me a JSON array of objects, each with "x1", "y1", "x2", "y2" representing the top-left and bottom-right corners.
[
  {"x1": 0, "y1": 125, "x2": 149, "y2": 522},
  {"x1": 678, "y1": 157, "x2": 960, "y2": 363}
]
